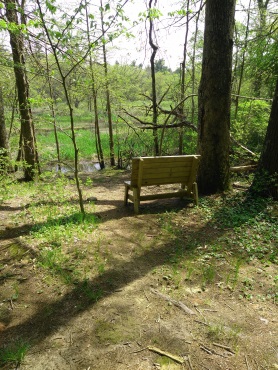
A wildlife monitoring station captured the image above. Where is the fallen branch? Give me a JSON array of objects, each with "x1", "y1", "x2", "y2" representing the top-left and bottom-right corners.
[
  {"x1": 213, "y1": 342, "x2": 235, "y2": 355},
  {"x1": 231, "y1": 93, "x2": 272, "y2": 102},
  {"x1": 187, "y1": 355, "x2": 193, "y2": 370},
  {"x1": 200, "y1": 345, "x2": 212, "y2": 354},
  {"x1": 139, "y1": 121, "x2": 197, "y2": 131},
  {"x1": 194, "y1": 319, "x2": 209, "y2": 326},
  {"x1": 230, "y1": 165, "x2": 257, "y2": 173},
  {"x1": 230, "y1": 136, "x2": 257, "y2": 157},
  {"x1": 150, "y1": 288, "x2": 195, "y2": 315},
  {"x1": 200, "y1": 344, "x2": 227, "y2": 358},
  {"x1": 147, "y1": 346, "x2": 185, "y2": 364}
]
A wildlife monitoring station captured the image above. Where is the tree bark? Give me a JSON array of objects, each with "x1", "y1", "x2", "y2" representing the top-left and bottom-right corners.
[
  {"x1": 100, "y1": 0, "x2": 115, "y2": 166},
  {"x1": 233, "y1": 0, "x2": 252, "y2": 120},
  {"x1": 148, "y1": 0, "x2": 159, "y2": 156},
  {"x1": 251, "y1": 78, "x2": 278, "y2": 199},
  {"x1": 85, "y1": 3, "x2": 105, "y2": 169},
  {"x1": 191, "y1": 0, "x2": 203, "y2": 125},
  {"x1": 252, "y1": 0, "x2": 270, "y2": 96},
  {"x1": 197, "y1": 0, "x2": 236, "y2": 194},
  {"x1": 0, "y1": 86, "x2": 10, "y2": 171},
  {"x1": 178, "y1": 0, "x2": 190, "y2": 155},
  {"x1": 36, "y1": 0, "x2": 85, "y2": 217},
  {"x1": 5, "y1": 0, "x2": 40, "y2": 181}
]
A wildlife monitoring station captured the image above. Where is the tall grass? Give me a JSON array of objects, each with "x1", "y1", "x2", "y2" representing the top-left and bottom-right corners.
[
  {"x1": 8, "y1": 108, "x2": 198, "y2": 168},
  {"x1": 37, "y1": 129, "x2": 111, "y2": 162},
  {"x1": 36, "y1": 123, "x2": 198, "y2": 166}
]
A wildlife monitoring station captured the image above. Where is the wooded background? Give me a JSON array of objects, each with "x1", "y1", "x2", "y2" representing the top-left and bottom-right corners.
[{"x1": 0, "y1": 0, "x2": 277, "y2": 210}]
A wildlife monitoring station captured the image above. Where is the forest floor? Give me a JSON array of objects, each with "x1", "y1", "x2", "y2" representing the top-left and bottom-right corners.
[{"x1": 0, "y1": 169, "x2": 277, "y2": 370}]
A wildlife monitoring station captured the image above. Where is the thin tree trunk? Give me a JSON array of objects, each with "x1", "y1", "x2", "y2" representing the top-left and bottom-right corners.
[
  {"x1": 191, "y1": 0, "x2": 203, "y2": 125},
  {"x1": 85, "y1": 2, "x2": 105, "y2": 169},
  {"x1": 178, "y1": 0, "x2": 190, "y2": 155},
  {"x1": 253, "y1": 0, "x2": 270, "y2": 96},
  {"x1": 234, "y1": 0, "x2": 252, "y2": 120},
  {"x1": 5, "y1": 0, "x2": 40, "y2": 181},
  {"x1": 148, "y1": 0, "x2": 159, "y2": 156},
  {"x1": 36, "y1": 0, "x2": 85, "y2": 217},
  {"x1": 100, "y1": 0, "x2": 115, "y2": 166},
  {"x1": 45, "y1": 46, "x2": 61, "y2": 172},
  {"x1": 8, "y1": 84, "x2": 18, "y2": 140},
  {"x1": 0, "y1": 86, "x2": 10, "y2": 172}
]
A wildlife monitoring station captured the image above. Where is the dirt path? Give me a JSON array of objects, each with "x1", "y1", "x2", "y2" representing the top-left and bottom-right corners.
[{"x1": 0, "y1": 172, "x2": 277, "y2": 369}]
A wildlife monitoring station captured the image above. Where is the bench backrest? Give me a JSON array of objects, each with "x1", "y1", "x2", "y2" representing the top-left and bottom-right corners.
[{"x1": 130, "y1": 155, "x2": 200, "y2": 188}]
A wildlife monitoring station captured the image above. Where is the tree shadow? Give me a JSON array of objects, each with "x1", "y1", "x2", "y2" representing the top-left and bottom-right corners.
[
  {"x1": 0, "y1": 190, "x2": 273, "y2": 350},
  {"x1": 207, "y1": 192, "x2": 269, "y2": 229}
]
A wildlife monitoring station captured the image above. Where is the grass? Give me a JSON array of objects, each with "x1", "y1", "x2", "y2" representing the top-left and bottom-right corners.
[
  {"x1": 8, "y1": 106, "x2": 198, "y2": 169},
  {"x1": 0, "y1": 340, "x2": 30, "y2": 368},
  {"x1": 0, "y1": 171, "x2": 277, "y2": 368},
  {"x1": 151, "y1": 185, "x2": 277, "y2": 303},
  {"x1": 207, "y1": 322, "x2": 241, "y2": 345}
]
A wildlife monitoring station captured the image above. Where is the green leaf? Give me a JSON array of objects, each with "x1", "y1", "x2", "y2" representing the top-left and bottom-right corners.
[
  {"x1": 46, "y1": 0, "x2": 57, "y2": 14},
  {"x1": 0, "y1": 19, "x2": 7, "y2": 30}
]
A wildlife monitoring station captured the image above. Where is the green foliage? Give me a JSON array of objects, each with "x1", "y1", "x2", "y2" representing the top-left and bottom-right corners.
[
  {"x1": 231, "y1": 100, "x2": 271, "y2": 152},
  {"x1": 0, "y1": 340, "x2": 30, "y2": 367},
  {"x1": 80, "y1": 280, "x2": 103, "y2": 302},
  {"x1": 246, "y1": 27, "x2": 278, "y2": 95},
  {"x1": 38, "y1": 246, "x2": 75, "y2": 283},
  {"x1": 203, "y1": 194, "x2": 277, "y2": 263},
  {"x1": 251, "y1": 169, "x2": 278, "y2": 199}
]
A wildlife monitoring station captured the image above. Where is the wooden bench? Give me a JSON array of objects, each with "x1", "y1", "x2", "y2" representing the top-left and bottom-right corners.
[{"x1": 124, "y1": 155, "x2": 200, "y2": 214}]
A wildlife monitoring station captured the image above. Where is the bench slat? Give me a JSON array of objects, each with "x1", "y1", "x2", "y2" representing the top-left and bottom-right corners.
[{"x1": 124, "y1": 155, "x2": 200, "y2": 213}]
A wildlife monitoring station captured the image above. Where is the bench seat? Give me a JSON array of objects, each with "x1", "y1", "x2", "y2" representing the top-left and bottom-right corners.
[{"x1": 124, "y1": 155, "x2": 200, "y2": 214}]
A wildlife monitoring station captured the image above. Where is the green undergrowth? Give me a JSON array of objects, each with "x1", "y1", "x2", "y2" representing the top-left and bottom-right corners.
[
  {"x1": 156, "y1": 190, "x2": 277, "y2": 299},
  {"x1": 0, "y1": 339, "x2": 30, "y2": 368},
  {"x1": 3, "y1": 174, "x2": 100, "y2": 285},
  {"x1": 2, "y1": 173, "x2": 277, "y2": 303}
]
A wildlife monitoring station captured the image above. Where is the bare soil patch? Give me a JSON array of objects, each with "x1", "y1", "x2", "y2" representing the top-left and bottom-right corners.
[{"x1": 0, "y1": 170, "x2": 277, "y2": 369}]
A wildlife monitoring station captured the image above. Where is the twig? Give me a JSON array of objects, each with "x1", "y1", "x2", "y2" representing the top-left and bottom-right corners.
[
  {"x1": 213, "y1": 342, "x2": 235, "y2": 354},
  {"x1": 187, "y1": 355, "x2": 193, "y2": 370},
  {"x1": 150, "y1": 288, "x2": 195, "y2": 315},
  {"x1": 194, "y1": 320, "x2": 209, "y2": 326},
  {"x1": 69, "y1": 332, "x2": 73, "y2": 345},
  {"x1": 200, "y1": 344, "x2": 227, "y2": 358},
  {"x1": 200, "y1": 345, "x2": 212, "y2": 355},
  {"x1": 9, "y1": 299, "x2": 14, "y2": 310},
  {"x1": 148, "y1": 346, "x2": 185, "y2": 364},
  {"x1": 195, "y1": 306, "x2": 206, "y2": 321},
  {"x1": 131, "y1": 347, "x2": 148, "y2": 354},
  {"x1": 224, "y1": 302, "x2": 234, "y2": 311},
  {"x1": 143, "y1": 290, "x2": 150, "y2": 302},
  {"x1": 245, "y1": 355, "x2": 251, "y2": 370}
]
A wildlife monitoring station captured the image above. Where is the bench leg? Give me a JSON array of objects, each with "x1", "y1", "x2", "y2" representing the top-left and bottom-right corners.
[
  {"x1": 124, "y1": 184, "x2": 129, "y2": 206},
  {"x1": 193, "y1": 182, "x2": 199, "y2": 206},
  {"x1": 133, "y1": 188, "x2": 140, "y2": 214},
  {"x1": 180, "y1": 183, "x2": 186, "y2": 199}
]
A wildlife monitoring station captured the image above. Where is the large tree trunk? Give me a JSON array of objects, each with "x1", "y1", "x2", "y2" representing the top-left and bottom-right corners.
[
  {"x1": 197, "y1": 0, "x2": 236, "y2": 194},
  {"x1": 251, "y1": 79, "x2": 278, "y2": 199},
  {"x1": 5, "y1": 0, "x2": 40, "y2": 181}
]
